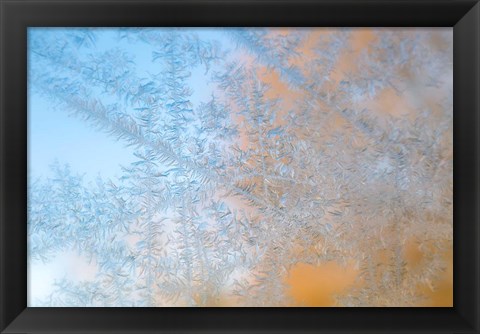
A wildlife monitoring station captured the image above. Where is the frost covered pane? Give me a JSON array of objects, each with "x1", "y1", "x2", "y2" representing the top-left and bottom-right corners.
[{"x1": 28, "y1": 28, "x2": 453, "y2": 307}]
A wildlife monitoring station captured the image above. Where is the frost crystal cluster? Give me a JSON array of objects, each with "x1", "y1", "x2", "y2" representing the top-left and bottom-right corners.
[{"x1": 28, "y1": 28, "x2": 453, "y2": 307}]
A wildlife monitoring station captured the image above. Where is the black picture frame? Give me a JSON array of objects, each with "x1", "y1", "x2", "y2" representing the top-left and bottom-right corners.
[{"x1": 1, "y1": 0, "x2": 478, "y2": 333}]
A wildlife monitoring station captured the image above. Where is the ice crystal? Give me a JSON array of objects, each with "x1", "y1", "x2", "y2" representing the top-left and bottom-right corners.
[{"x1": 28, "y1": 28, "x2": 453, "y2": 307}]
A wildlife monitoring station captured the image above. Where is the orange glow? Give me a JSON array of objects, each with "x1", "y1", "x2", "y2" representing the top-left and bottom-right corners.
[
  {"x1": 284, "y1": 242, "x2": 452, "y2": 307},
  {"x1": 420, "y1": 250, "x2": 453, "y2": 307},
  {"x1": 285, "y1": 262, "x2": 359, "y2": 306}
]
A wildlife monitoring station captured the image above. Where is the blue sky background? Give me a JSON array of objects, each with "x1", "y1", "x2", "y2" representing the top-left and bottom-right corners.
[
  {"x1": 28, "y1": 28, "x2": 238, "y2": 304},
  {"x1": 28, "y1": 28, "x2": 234, "y2": 182}
]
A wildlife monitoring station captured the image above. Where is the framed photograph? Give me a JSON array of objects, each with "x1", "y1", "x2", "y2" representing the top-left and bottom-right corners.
[{"x1": 1, "y1": 0, "x2": 478, "y2": 333}]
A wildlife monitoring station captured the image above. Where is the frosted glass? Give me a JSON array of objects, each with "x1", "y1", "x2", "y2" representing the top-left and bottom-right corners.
[{"x1": 28, "y1": 28, "x2": 453, "y2": 307}]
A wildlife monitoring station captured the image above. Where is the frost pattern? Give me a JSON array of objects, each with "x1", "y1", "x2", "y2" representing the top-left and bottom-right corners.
[{"x1": 28, "y1": 28, "x2": 453, "y2": 307}]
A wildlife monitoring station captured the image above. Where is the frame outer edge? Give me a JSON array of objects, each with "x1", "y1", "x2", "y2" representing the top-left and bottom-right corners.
[
  {"x1": 1, "y1": 1, "x2": 29, "y2": 333},
  {"x1": 1, "y1": 0, "x2": 6, "y2": 331},
  {"x1": 476, "y1": 2, "x2": 479, "y2": 333},
  {"x1": 454, "y1": 1, "x2": 480, "y2": 332},
  {"x1": 0, "y1": 1, "x2": 479, "y2": 334}
]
